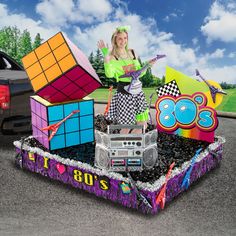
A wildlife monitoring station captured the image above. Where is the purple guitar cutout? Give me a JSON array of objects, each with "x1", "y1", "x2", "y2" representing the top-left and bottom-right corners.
[
  {"x1": 196, "y1": 69, "x2": 227, "y2": 103},
  {"x1": 119, "y1": 54, "x2": 166, "y2": 94}
]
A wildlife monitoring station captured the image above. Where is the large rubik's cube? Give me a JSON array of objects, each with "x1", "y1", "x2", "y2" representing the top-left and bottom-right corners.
[
  {"x1": 22, "y1": 32, "x2": 102, "y2": 103},
  {"x1": 30, "y1": 95, "x2": 94, "y2": 151}
]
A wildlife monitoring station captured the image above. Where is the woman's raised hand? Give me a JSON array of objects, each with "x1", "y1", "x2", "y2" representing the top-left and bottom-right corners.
[
  {"x1": 97, "y1": 40, "x2": 110, "y2": 57},
  {"x1": 97, "y1": 40, "x2": 107, "y2": 49}
]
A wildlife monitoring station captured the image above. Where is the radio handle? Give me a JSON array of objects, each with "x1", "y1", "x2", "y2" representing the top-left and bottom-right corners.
[{"x1": 108, "y1": 125, "x2": 145, "y2": 134}]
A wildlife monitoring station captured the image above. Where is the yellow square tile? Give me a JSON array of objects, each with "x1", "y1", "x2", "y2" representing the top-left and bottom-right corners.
[
  {"x1": 26, "y1": 62, "x2": 42, "y2": 80},
  {"x1": 58, "y1": 54, "x2": 76, "y2": 73},
  {"x1": 35, "y1": 42, "x2": 51, "y2": 59},
  {"x1": 40, "y1": 53, "x2": 56, "y2": 70},
  {"x1": 53, "y1": 43, "x2": 71, "y2": 61},
  {"x1": 22, "y1": 51, "x2": 38, "y2": 69},
  {"x1": 48, "y1": 32, "x2": 65, "y2": 50},
  {"x1": 44, "y1": 64, "x2": 62, "y2": 82},
  {"x1": 31, "y1": 73, "x2": 48, "y2": 92},
  {"x1": 31, "y1": 95, "x2": 51, "y2": 106}
]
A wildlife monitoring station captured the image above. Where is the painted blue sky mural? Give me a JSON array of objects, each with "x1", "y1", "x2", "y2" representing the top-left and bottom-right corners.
[{"x1": 0, "y1": 0, "x2": 235, "y2": 83}]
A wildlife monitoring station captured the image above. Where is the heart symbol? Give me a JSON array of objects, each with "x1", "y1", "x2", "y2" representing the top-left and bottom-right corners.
[{"x1": 56, "y1": 163, "x2": 66, "y2": 174}]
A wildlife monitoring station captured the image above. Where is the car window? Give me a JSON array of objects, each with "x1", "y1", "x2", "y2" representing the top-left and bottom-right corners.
[
  {"x1": 3, "y1": 57, "x2": 12, "y2": 69},
  {"x1": 0, "y1": 52, "x2": 22, "y2": 70}
]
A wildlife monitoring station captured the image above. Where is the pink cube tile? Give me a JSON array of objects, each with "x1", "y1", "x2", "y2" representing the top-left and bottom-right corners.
[
  {"x1": 63, "y1": 83, "x2": 79, "y2": 96},
  {"x1": 48, "y1": 92, "x2": 68, "y2": 103},
  {"x1": 51, "y1": 75, "x2": 71, "y2": 90}
]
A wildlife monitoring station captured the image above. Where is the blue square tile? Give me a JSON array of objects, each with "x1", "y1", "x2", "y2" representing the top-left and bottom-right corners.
[
  {"x1": 48, "y1": 121, "x2": 65, "y2": 135},
  {"x1": 79, "y1": 100, "x2": 93, "y2": 116},
  {"x1": 80, "y1": 129, "x2": 94, "y2": 144},
  {"x1": 66, "y1": 132, "x2": 80, "y2": 147},
  {"x1": 50, "y1": 134, "x2": 65, "y2": 150},
  {"x1": 48, "y1": 105, "x2": 64, "y2": 121},
  {"x1": 65, "y1": 118, "x2": 79, "y2": 133},
  {"x1": 64, "y1": 103, "x2": 79, "y2": 117},
  {"x1": 80, "y1": 115, "x2": 93, "y2": 130}
]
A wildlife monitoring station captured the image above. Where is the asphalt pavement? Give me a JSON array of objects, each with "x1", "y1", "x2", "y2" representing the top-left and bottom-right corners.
[{"x1": 0, "y1": 104, "x2": 235, "y2": 236}]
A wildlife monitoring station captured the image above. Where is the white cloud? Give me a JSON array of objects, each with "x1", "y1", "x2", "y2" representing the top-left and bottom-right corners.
[
  {"x1": 78, "y1": 0, "x2": 112, "y2": 19},
  {"x1": 198, "y1": 65, "x2": 236, "y2": 84},
  {"x1": 163, "y1": 12, "x2": 178, "y2": 22},
  {"x1": 192, "y1": 37, "x2": 198, "y2": 45},
  {"x1": 36, "y1": 0, "x2": 113, "y2": 26},
  {"x1": 207, "y1": 48, "x2": 225, "y2": 59},
  {"x1": 0, "y1": 3, "x2": 58, "y2": 40},
  {"x1": 227, "y1": 1, "x2": 236, "y2": 10},
  {"x1": 36, "y1": 0, "x2": 75, "y2": 27},
  {"x1": 228, "y1": 52, "x2": 236, "y2": 58},
  {"x1": 163, "y1": 16, "x2": 170, "y2": 22},
  {"x1": 201, "y1": 1, "x2": 236, "y2": 43}
]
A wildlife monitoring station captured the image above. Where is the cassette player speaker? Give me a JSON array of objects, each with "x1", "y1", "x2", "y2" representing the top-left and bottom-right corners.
[
  {"x1": 95, "y1": 145, "x2": 109, "y2": 169},
  {"x1": 95, "y1": 130, "x2": 109, "y2": 147},
  {"x1": 144, "y1": 129, "x2": 158, "y2": 147},
  {"x1": 143, "y1": 145, "x2": 158, "y2": 168}
]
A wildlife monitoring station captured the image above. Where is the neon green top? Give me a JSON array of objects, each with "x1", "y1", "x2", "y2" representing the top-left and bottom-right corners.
[
  {"x1": 104, "y1": 57, "x2": 149, "y2": 122},
  {"x1": 104, "y1": 58, "x2": 144, "y2": 82}
]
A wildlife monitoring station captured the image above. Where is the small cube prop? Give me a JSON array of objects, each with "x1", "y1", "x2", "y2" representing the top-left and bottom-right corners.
[
  {"x1": 22, "y1": 32, "x2": 102, "y2": 103},
  {"x1": 30, "y1": 95, "x2": 94, "y2": 151}
]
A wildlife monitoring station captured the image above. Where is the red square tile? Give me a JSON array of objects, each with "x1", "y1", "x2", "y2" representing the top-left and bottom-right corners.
[
  {"x1": 62, "y1": 83, "x2": 79, "y2": 96},
  {"x1": 51, "y1": 75, "x2": 71, "y2": 90}
]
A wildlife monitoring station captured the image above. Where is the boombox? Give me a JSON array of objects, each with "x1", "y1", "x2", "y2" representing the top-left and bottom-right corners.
[{"x1": 95, "y1": 125, "x2": 158, "y2": 172}]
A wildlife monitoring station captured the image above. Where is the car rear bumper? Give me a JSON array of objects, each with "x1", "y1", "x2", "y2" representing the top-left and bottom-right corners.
[{"x1": 1, "y1": 115, "x2": 31, "y2": 133}]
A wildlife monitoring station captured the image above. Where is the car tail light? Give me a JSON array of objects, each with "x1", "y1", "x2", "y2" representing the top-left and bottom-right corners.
[{"x1": 0, "y1": 85, "x2": 10, "y2": 109}]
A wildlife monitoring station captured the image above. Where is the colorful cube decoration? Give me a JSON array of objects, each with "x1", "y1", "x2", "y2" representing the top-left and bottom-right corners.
[
  {"x1": 22, "y1": 32, "x2": 102, "y2": 103},
  {"x1": 30, "y1": 95, "x2": 94, "y2": 151}
]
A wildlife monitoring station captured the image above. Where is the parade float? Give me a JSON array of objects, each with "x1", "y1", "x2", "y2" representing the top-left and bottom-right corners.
[{"x1": 14, "y1": 32, "x2": 226, "y2": 214}]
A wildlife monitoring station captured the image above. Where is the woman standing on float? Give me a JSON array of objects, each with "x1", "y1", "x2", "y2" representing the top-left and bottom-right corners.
[{"x1": 97, "y1": 26, "x2": 156, "y2": 134}]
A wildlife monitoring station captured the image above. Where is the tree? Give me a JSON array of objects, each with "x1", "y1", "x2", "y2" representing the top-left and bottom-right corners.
[
  {"x1": 152, "y1": 75, "x2": 163, "y2": 87},
  {"x1": 140, "y1": 67, "x2": 154, "y2": 87},
  {"x1": 93, "y1": 49, "x2": 108, "y2": 87},
  {"x1": 0, "y1": 26, "x2": 20, "y2": 59},
  {"x1": 0, "y1": 26, "x2": 43, "y2": 64},
  {"x1": 17, "y1": 29, "x2": 32, "y2": 64},
  {"x1": 220, "y1": 82, "x2": 236, "y2": 89},
  {"x1": 88, "y1": 52, "x2": 95, "y2": 66},
  {"x1": 138, "y1": 57, "x2": 154, "y2": 87},
  {"x1": 33, "y1": 33, "x2": 43, "y2": 49}
]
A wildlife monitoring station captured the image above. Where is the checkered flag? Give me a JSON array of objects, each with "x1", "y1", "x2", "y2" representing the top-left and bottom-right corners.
[{"x1": 156, "y1": 80, "x2": 181, "y2": 98}]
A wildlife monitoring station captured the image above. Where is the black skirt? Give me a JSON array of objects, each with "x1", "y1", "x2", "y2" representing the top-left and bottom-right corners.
[{"x1": 105, "y1": 87, "x2": 148, "y2": 125}]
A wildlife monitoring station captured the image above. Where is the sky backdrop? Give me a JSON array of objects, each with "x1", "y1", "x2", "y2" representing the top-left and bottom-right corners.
[{"x1": 0, "y1": 0, "x2": 236, "y2": 83}]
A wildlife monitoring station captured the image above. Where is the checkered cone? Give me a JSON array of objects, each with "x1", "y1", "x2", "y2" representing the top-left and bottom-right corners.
[{"x1": 156, "y1": 80, "x2": 181, "y2": 98}]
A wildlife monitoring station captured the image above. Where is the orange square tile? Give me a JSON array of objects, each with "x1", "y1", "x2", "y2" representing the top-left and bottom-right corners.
[
  {"x1": 48, "y1": 32, "x2": 65, "y2": 50},
  {"x1": 35, "y1": 42, "x2": 51, "y2": 59},
  {"x1": 40, "y1": 53, "x2": 56, "y2": 70},
  {"x1": 44, "y1": 64, "x2": 62, "y2": 82},
  {"x1": 31, "y1": 73, "x2": 48, "y2": 92},
  {"x1": 26, "y1": 62, "x2": 42, "y2": 80},
  {"x1": 58, "y1": 54, "x2": 76, "y2": 73},
  {"x1": 22, "y1": 51, "x2": 38, "y2": 69},
  {"x1": 53, "y1": 43, "x2": 71, "y2": 61}
]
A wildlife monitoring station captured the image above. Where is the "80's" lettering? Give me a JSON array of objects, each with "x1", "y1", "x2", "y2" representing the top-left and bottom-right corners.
[
  {"x1": 73, "y1": 170, "x2": 110, "y2": 190},
  {"x1": 156, "y1": 93, "x2": 218, "y2": 132}
]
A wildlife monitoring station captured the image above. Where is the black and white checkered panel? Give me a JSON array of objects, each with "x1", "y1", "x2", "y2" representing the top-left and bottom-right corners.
[
  {"x1": 106, "y1": 91, "x2": 148, "y2": 125},
  {"x1": 156, "y1": 80, "x2": 181, "y2": 98}
]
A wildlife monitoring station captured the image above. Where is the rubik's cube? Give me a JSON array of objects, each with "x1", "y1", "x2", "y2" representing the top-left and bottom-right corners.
[
  {"x1": 30, "y1": 95, "x2": 94, "y2": 151},
  {"x1": 22, "y1": 32, "x2": 102, "y2": 103}
]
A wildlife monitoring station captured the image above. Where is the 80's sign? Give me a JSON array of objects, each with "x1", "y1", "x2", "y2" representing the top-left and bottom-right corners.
[{"x1": 155, "y1": 92, "x2": 218, "y2": 132}]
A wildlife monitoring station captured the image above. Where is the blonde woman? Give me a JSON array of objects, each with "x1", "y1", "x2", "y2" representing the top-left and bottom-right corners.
[{"x1": 97, "y1": 26, "x2": 156, "y2": 134}]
